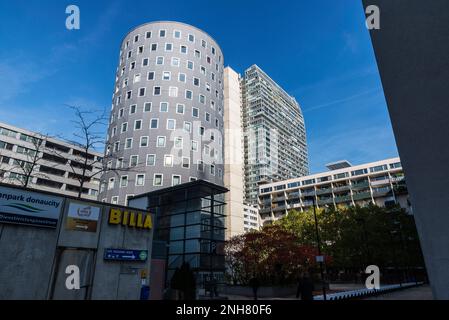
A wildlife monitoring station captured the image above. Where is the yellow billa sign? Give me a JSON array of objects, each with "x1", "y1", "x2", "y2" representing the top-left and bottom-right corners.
[{"x1": 108, "y1": 208, "x2": 152, "y2": 230}]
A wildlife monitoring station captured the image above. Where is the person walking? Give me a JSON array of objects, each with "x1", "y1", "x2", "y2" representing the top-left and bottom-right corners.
[
  {"x1": 296, "y1": 272, "x2": 314, "y2": 301},
  {"x1": 249, "y1": 275, "x2": 260, "y2": 300}
]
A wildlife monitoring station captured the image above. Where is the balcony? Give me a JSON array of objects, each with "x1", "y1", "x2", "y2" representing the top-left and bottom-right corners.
[
  {"x1": 334, "y1": 195, "x2": 352, "y2": 203},
  {"x1": 371, "y1": 179, "x2": 391, "y2": 186},
  {"x1": 351, "y1": 181, "x2": 370, "y2": 189},
  {"x1": 316, "y1": 188, "x2": 332, "y2": 195},
  {"x1": 301, "y1": 190, "x2": 316, "y2": 197},
  {"x1": 272, "y1": 205, "x2": 286, "y2": 212},
  {"x1": 317, "y1": 198, "x2": 334, "y2": 206},
  {"x1": 272, "y1": 196, "x2": 286, "y2": 202},
  {"x1": 259, "y1": 208, "x2": 272, "y2": 215},
  {"x1": 302, "y1": 201, "x2": 314, "y2": 207},
  {"x1": 287, "y1": 192, "x2": 300, "y2": 199},
  {"x1": 372, "y1": 187, "x2": 392, "y2": 197},
  {"x1": 352, "y1": 192, "x2": 372, "y2": 201},
  {"x1": 391, "y1": 176, "x2": 405, "y2": 183},
  {"x1": 333, "y1": 185, "x2": 350, "y2": 192}
]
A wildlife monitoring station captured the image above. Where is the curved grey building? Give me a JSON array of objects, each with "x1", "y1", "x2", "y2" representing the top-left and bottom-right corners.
[{"x1": 99, "y1": 21, "x2": 225, "y2": 205}]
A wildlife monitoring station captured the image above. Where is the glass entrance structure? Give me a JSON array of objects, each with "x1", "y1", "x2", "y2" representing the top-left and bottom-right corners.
[{"x1": 129, "y1": 180, "x2": 228, "y2": 293}]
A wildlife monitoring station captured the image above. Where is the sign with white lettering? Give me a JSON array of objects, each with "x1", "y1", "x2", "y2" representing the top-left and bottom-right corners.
[
  {"x1": 66, "y1": 201, "x2": 100, "y2": 232},
  {"x1": 0, "y1": 186, "x2": 63, "y2": 228},
  {"x1": 104, "y1": 248, "x2": 148, "y2": 262}
]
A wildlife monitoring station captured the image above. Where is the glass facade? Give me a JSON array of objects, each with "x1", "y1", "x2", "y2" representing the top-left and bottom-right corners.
[{"x1": 141, "y1": 180, "x2": 227, "y2": 291}]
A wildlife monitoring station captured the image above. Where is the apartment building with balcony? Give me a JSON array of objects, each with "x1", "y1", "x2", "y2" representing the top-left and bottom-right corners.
[
  {"x1": 0, "y1": 122, "x2": 102, "y2": 200},
  {"x1": 258, "y1": 157, "x2": 409, "y2": 226},
  {"x1": 243, "y1": 204, "x2": 260, "y2": 232},
  {"x1": 241, "y1": 65, "x2": 309, "y2": 206}
]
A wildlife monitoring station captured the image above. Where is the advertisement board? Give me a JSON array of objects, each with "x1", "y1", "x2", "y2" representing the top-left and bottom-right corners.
[
  {"x1": 0, "y1": 186, "x2": 63, "y2": 228},
  {"x1": 66, "y1": 201, "x2": 101, "y2": 232}
]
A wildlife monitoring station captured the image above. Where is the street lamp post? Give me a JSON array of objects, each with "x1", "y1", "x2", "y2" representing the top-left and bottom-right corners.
[{"x1": 307, "y1": 196, "x2": 327, "y2": 300}]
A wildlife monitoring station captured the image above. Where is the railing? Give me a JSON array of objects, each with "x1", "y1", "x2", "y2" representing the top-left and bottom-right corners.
[
  {"x1": 333, "y1": 185, "x2": 350, "y2": 192},
  {"x1": 371, "y1": 179, "x2": 391, "y2": 186},
  {"x1": 351, "y1": 181, "x2": 370, "y2": 189},
  {"x1": 391, "y1": 176, "x2": 405, "y2": 183},
  {"x1": 318, "y1": 198, "x2": 334, "y2": 206},
  {"x1": 334, "y1": 195, "x2": 352, "y2": 203},
  {"x1": 352, "y1": 192, "x2": 372, "y2": 201},
  {"x1": 316, "y1": 188, "x2": 332, "y2": 195},
  {"x1": 301, "y1": 191, "x2": 316, "y2": 197}
]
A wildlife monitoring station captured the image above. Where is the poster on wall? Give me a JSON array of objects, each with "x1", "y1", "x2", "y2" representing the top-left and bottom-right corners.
[
  {"x1": 66, "y1": 201, "x2": 101, "y2": 232},
  {"x1": 0, "y1": 186, "x2": 63, "y2": 228}
]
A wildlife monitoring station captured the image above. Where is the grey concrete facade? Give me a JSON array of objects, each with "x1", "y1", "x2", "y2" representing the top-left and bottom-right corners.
[
  {"x1": 100, "y1": 21, "x2": 225, "y2": 206},
  {"x1": 0, "y1": 183, "x2": 154, "y2": 300},
  {"x1": 362, "y1": 0, "x2": 449, "y2": 299}
]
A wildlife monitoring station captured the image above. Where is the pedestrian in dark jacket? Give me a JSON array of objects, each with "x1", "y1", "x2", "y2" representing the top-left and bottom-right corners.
[
  {"x1": 249, "y1": 276, "x2": 260, "y2": 300},
  {"x1": 296, "y1": 272, "x2": 314, "y2": 301}
]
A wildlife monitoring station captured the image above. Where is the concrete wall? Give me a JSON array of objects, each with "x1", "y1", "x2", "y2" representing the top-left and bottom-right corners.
[
  {"x1": 0, "y1": 184, "x2": 154, "y2": 300},
  {"x1": 362, "y1": 0, "x2": 449, "y2": 299},
  {"x1": 223, "y1": 67, "x2": 245, "y2": 238}
]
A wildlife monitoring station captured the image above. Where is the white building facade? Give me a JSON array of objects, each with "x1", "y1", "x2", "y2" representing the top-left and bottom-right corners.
[{"x1": 258, "y1": 157, "x2": 409, "y2": 226}]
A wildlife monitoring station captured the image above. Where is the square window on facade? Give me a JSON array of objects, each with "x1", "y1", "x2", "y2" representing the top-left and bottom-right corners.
[
  {"x1": 144, "y1": 102, "x2": 151, "y2": 112},
  {"x1": 185, "y1": 90, "x2": 192, "y2": 100},
  {"x1": 146, "y1": 31, "x2": 152, "y2": 38},
  {"x1": 193, "y1": 78, "x2": 200, "y2": 86},
  {"x1": 165, "y1": 43, "x2": 173, "y2": 51},
  {"x1": 174, "y1": 137, "x2": 183, "y2": 148},
  {"x1": 171, "y1": 57, "x2": 180, "y2": 67},
  {"x1": 174, "y1": 30, "x2": 181, "y2": 38},
  {"x1": 178, "y1": 73, "x2": 186, "y2": 82},
  {"x1": 180, "y1": 46, "x2": 187, "y2": 54},
  {"x1": 154, "y1": 174, "x2": 163, "y2": 186},
  {"x1": 139, "y1": 87, "x2": 146, "y2": 97},
  {"x1": 169, "y1": 87, "x2": 178, "y2": 97},
  {"x1": 192, "y1": 107, "x2": 199, "y2": 118},
  {"x1": 130, "y1": 104, "x2": 137, "y2": 114},
  {"x1": 188, "y1": 34, "x2": 194, "y2": 42},
  {"x1": 156, "y1": 56, "x2": 164, "y2": 65},
  {"x1": 140, "y1": 136, "x2": 148, "y2": 147},
  {"x1": 163, "y1": 71, "x2": 171, "y2": 80},
  {"x1": 120, "y1": 176, "x2": 128, "y2": 187},
  {"x1": 159, "y1": 30, "x2": 166, "y2": 37},
  {"x1": 184, "y1": 121, "x2": 191, "y2": 132},
  {"x1": 164, "y1": 155, "x2": 173, "y2": 167},
  {"x1": 182, "y1": 157, "x2": 190, "y2": 169},
  {"x1": 172, "y1": 175, "x2": 181, "y2": 186},
  {"x1": 150, "y1": 118, "x2": 158, "y2": 129},
  {"x1": 157, "y1": 136, "x2": 166, "y2": 147},
  {"x1": 134, "y1": 74, "x2": 141, "y2": 83},
  {"x1": 142, "y1": 58, "x2": 149, "y2": 66},
  {"x1": 130, "y1": 155, "x2": 138, "y2": 167},
  {"x1": 167, "y1": 119, "x2": 176, "y2": 130},
  {"x1": 176, "y1": 104, "x2": 185, "y2": 114},
  {"x1": 148, "y1": 71, "x2": 155, "y2": 80},
  {"x1": 187, "y1": 61, "x2": 194, "y2": 70},
  {"x1": 151, "y1": 43, "x2": 157, "y2": 51},
  {"x1": 125, "y1": 138, "x2": 133, "y2": 149},
  {"x1": 160, "y1": 102, "x2": 169, "y2": 112},
  {"x1": 136, "y1": 174, "x2": 145, "y2": 186},
  {"x1": 134, "y1": 120, "x2": 142, "y2": 130},
  {"x1": 146, "y1": 154, "x2": 156, "y2": 166},
  {"x1": 153, "y1": 87, "x2": 161, "y2": 95}
]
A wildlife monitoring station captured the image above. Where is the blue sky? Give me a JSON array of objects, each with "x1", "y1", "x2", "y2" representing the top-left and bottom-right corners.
[{"x1": 0, "y1": 0, "x2": 398, "y2": 173}]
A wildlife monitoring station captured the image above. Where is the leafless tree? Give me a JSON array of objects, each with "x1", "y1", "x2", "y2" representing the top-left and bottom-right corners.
[
  {"x1": 7, "y1": 132, "x2": 50, "y2": 187},
  {"x1": 59, "y1": 105, "x2": 144, "y2": 199}
]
